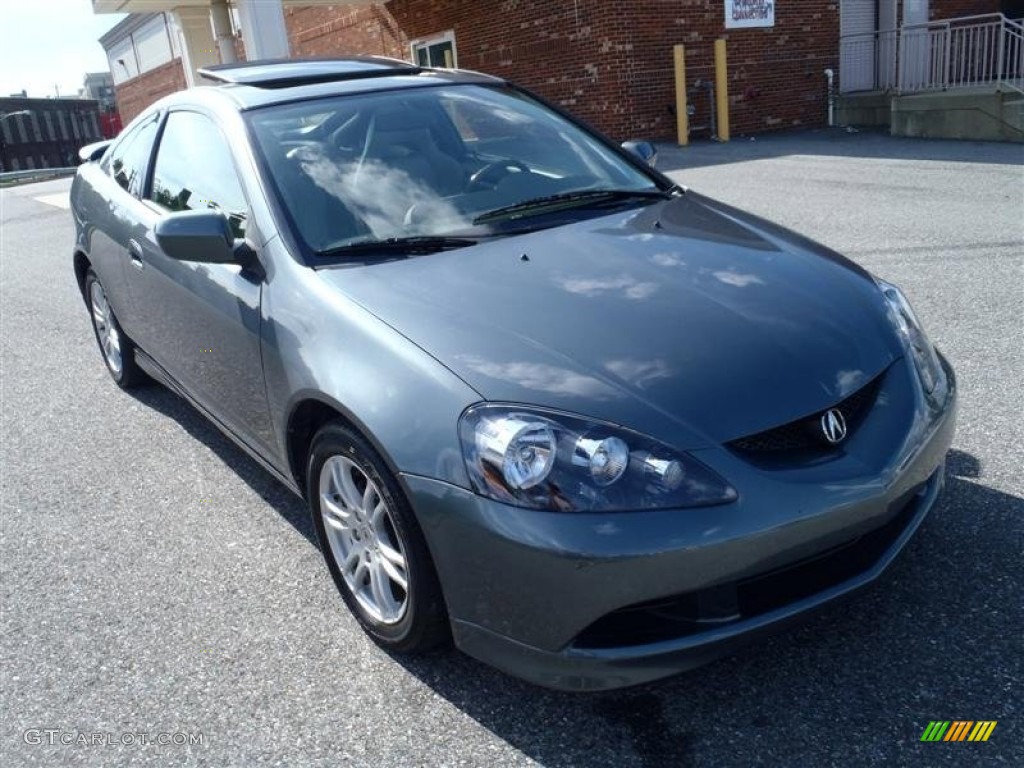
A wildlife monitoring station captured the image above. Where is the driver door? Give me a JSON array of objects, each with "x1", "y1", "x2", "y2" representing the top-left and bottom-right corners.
[{"x1": 126, "y1": 108, "x2": 275, "y2": 454}]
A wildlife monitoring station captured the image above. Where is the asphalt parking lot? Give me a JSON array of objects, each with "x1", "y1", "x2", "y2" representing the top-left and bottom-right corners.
[{"x1": 1, "y1": 130, "x2": 1021, "y2": 766}]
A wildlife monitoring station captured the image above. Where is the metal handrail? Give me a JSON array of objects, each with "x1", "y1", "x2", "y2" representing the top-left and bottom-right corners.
[
  {"x1": 900, "y1": 12, "x2": 1010, "y2": 31},
  {"x1": 899, "y1": 14, "x2": 1024, "y2": 94},
  {"x1": 840, "y1": 13, "x2": 1024, "y2": 95}
]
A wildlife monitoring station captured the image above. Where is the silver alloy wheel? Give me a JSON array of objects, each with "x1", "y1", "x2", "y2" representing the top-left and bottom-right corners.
[
  {"x1": 319, "y1": 455, "x2": 410, "y2": 624},
  {"x1": 89, "y1": 280, "x2": 123, "y2": 377}
]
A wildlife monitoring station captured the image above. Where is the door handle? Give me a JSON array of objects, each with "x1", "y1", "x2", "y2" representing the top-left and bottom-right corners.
[{"x1": 128, "y1": 239, "x2": 144, "y2": 270}]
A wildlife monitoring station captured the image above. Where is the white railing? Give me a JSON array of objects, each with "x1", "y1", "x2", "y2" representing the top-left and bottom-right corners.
[
  {"x1": 839, "y1": 14, "x2": 1024, "y2": 95},
  {"x1": 900, "y1": 14, "x2": 1024, "y2": 94}
]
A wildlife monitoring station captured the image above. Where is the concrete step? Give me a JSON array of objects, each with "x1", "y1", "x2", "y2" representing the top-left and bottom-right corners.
[
  {"x1": 836, "y1": 91, "x2": 892, "y2": 129},
  {"x1": 890, "y1": 88, "x2": 1023, "y2": 142},
  {"x1": 838, "y1": 86, "x2": 1024, "y2": 142}
]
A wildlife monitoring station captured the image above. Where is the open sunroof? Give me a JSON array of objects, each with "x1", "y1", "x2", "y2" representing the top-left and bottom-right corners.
[{"x1": 199, "y1": 57, "x2": 422, "y2": 88}]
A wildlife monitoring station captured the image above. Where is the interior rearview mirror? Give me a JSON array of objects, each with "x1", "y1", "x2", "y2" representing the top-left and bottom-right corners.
[
  {"x1": 621, "y1": 140, "x2": 658, "y2": 168},
  {"x1": 154, "y1": 210, "x2": 236, "y2": 265}
]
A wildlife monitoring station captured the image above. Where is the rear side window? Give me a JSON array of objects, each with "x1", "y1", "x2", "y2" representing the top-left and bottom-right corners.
[
  {"x1": 148, "y1": 111, "x2": 248, "y2": 238},
  {"x1": 105, "y1": 117, "x2": 159, "y2": 197}
]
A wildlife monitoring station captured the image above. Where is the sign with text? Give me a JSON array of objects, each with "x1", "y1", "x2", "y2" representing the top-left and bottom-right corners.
[{"x1": 725, "y1": 0, "x2": 775, "y2": 28}]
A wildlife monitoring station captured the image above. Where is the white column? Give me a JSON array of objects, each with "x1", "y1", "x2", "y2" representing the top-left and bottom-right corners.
[
  {"x1": 211, "y1": 0, "x2": 237, "y2": 65},
  {"x1": 172, "y1": 7, "x2": 220, "y2": 88},
  {"x1": 236, "y1": 0, "x2": 290, "y2": 61}
]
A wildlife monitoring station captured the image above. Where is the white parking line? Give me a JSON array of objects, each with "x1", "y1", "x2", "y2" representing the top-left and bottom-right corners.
[{"x1": 34, "y1": 193, "x2": 70, "y2": 209}]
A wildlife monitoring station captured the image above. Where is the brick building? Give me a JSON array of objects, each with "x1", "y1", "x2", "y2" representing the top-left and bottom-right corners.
[{"x1": 99, "y1": 0, "x2": 1006, "y2": 140}]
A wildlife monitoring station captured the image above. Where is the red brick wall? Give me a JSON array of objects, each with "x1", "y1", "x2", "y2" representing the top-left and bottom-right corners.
[
  {"x1": 113, "y1": 58, "x2": 188, "y2": 124},
  {"x1": 111, "y1": 1, "x2": 905, "y2": 140},
  {"x1": 387, "y1": 0, "x2": 643, "y2": 137},
  {"x1": 379, "y1": 1, "x2": 840, "y2": 139},
  {"x1": 608, "y1": 1, "x2": 841, "y2": 138},
  {"x1": 286, "y1": 5, "x2": 407, "y2": 58},
  {"x1": 929, "y1": 0, "x2": 1001, "y2": 20}
]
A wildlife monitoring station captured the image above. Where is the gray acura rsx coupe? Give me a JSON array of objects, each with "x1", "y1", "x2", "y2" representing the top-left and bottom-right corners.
[{"x1": 70, "y1": 57, "x2": 956, "y2": 691}]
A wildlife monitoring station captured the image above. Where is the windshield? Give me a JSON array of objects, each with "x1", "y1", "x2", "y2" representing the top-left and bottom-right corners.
[{"x1": 246, "y1": 84, "x2": 662, "y2": 255}]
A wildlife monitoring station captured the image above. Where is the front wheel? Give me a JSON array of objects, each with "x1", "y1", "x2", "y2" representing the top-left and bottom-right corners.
[
  {"x1": 307, "y1": 422, "x2": 449, "y2": 652},
  {"x1": 84, "y1": 269, "x2": 146, "y2": 389}
]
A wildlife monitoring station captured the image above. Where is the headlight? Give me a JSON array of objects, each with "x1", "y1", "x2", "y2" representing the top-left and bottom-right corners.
[
  {"x1": 875, "y1": 277, "x2": 947, "y2": 404},
  {"x1": 460, "y1": 405, "x2": 737, "y2": 512}
]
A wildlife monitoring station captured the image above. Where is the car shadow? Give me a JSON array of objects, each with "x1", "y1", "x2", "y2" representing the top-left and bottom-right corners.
[
  {"x1": 655, "y1": 128, "x2": 1024, "y2": 172},
  {"x1": 119, "y1": 384, "x2": 1022, "y2": 766},
  {"x1": 125, "y1": 382, "x2": 317, "y2": 546}
]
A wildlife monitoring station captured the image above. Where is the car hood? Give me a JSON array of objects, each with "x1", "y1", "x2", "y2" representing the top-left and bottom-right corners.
[{"x1": 318, "y1": 192, "x2": 901, "y2": 449}]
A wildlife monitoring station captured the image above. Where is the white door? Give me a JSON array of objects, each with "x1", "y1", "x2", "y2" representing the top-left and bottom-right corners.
[
  {"x1": 878, "y1": 0, "x2": 898, "y2": 88},
  {"x1": 840, "y1": 0, "x2": 878, "y2": 92},
  {"x1": 901, "y1": 0, "x2": 932, "y2": 90}
]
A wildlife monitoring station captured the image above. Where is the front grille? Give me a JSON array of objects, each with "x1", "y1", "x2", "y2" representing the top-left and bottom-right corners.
[
  {"x1": 727, "y1": 373, "x2": 883, "y2": 454},
  {"x1": 572, "y1": 480, "x2": 926, "y2": 650}
]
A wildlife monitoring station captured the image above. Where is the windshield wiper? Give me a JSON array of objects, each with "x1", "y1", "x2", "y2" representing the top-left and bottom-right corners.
[
  {"x1": 472, "y1": 188, "x2": 673, "y2": 225},
  {"x1": 315, "y1": 235, "x2": 479, "y2": 259}
]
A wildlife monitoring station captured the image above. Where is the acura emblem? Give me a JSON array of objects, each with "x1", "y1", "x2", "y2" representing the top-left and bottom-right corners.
[{"x1": 820, "y1": 408, "x2": 848, "y2": 444}]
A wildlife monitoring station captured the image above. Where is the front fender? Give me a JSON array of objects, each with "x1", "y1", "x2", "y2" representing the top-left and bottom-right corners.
[{"x1": 261, "y1": 245, "x2": 481, "y2": 491}]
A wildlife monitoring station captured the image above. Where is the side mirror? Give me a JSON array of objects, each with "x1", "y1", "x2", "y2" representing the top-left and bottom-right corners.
[
  {"x1": 79, "y1": 140, "x2": 112, "y2": 163},
  {"x1": 154, "y1": 210, "x2": 236, "y2": 264},
  {"x1": 621, "y1": 140, "x2": 658, "y2": 168}
]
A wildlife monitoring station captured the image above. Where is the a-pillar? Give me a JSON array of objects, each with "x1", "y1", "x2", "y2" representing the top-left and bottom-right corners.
[{"x1": 172, "y1": 6, "x2": 220, "y2": 88}]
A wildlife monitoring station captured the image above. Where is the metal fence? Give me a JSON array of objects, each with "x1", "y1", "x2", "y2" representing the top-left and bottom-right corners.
[{"x1": 840, "y1": 13, "x2": 1024, "y2": 95}]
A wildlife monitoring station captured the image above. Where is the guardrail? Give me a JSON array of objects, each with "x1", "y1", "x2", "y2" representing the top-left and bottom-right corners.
[
  {"x1": 840, "y1": 14, "x2": 1024, "y2": 95},
  {"x1": 0, "y1": 167, "x2": 78, "y2": 186}
]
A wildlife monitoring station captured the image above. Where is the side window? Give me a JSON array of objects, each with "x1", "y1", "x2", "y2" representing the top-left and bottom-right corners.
[
  {"x1": 148, "y1": 111, "x2": 248, "y2": 239},
  {"x1": 105, "y1": 117, "x2": 159, "y2": 198}
]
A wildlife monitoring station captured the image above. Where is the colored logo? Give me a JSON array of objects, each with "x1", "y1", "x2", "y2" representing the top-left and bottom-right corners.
[{"x1": 920, "y1": 721, "x2": 997, "y2": 742}]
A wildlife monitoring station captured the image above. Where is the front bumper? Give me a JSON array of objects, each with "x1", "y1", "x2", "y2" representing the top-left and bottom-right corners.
[{"x1": 405, "y1": 357, "x2": 957, "y2": 691}]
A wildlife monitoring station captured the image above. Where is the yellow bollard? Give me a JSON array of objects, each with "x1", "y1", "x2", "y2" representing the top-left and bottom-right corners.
[
  {"x1": 673, "y1": 45, "x2": 689, "y2": 146},
  {"x1": 714, "y1": 38, "x2": 730, "y2": 142}
]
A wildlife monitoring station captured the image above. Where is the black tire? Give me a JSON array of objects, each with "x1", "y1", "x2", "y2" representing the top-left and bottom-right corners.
[
  {"x1": 307, "y1": 421, "x2": 449, "y2": 652},
  {"x1": 84, "y1": 269, "x2": 147, "y2": 389}
]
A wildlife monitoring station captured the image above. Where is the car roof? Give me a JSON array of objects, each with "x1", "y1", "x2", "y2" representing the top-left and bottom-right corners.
[{"x1": 166, "y1": 56, "x2": 506, "y2": 112}]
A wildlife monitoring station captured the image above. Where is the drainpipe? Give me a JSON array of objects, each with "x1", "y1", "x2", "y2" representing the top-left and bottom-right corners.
[
  {"x1": 211, "y1": 0, "x2": 237, "y2": 64},
  {"x1": 824, "y1": 68, "x2": 835, "y2": 126}
]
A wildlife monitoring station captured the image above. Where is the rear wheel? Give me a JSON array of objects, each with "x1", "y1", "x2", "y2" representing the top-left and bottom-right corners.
[
  {"x1": 307, "y1": 421, "x2": 449, "y2": 652},
  {"x1": 85, "y1": 269, "x2": 146, "y2": 389}
]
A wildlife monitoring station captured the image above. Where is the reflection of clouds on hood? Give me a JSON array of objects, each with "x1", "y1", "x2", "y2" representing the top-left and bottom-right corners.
[
  {"x1": 651, "y1": 252, "x2": 684, "y2": 267},
  {"x1": 457, "y1": 355, "x2": 621, "y2": 399},
  {"x1": 603, "y1": 358, "x2": 674, "y2": 390},
  {"x1": 298, "y1": 152, "x2": 465, "y2": 239},
  {"x1": 712, "y1": 269, "x2": 764, "y2": 288},
  {"x1": 558, "y1": 274, "x2": 659, "y2": 300},
  {"x1": 835, "y1": 368, "x2": 867, "y2": 395}
]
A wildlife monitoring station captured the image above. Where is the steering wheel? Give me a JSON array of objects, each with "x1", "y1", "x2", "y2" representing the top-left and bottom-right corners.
[{"x1": 467, "y1": 160, "x2": 529, "y2": 191}]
